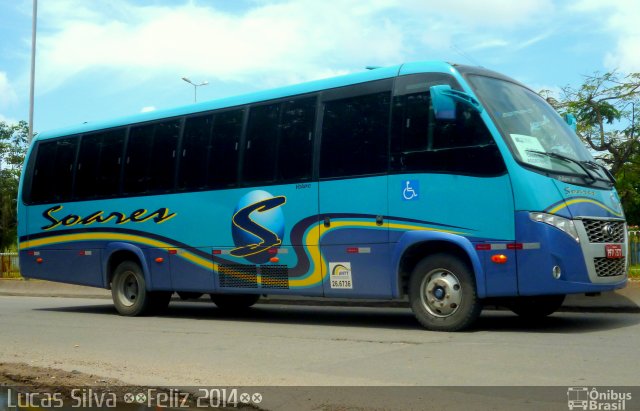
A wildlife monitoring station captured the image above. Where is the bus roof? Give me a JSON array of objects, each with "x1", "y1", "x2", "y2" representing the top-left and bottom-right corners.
[{"x1": 36, "y1": 60, "x2": 459, "y2": 141}]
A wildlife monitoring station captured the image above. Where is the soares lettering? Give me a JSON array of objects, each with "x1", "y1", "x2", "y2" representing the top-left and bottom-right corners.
[
  {"x1": 42, "y1": 205, "x2": 177, "y2": 230},
  {"x1": 564, "y1": 187, "x2": 596, "y2": 197}
]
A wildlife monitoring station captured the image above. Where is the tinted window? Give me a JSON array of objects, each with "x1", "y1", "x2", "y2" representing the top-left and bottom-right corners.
[
  {"x1": 96, "y1": 130, "x2": 126, "y2": 197},
  {"x1": 149, "y1": 120, "x2": 180, "y2": 192},
  {"x1": 124, "y1": 124, "x2": 154, "y2": 194},
  {"x1": 242, "y1": 97, "x2": 317, "y2": 185},
  {"x1": 30, "y1": 137, "x2": 78, "y2": 203},
  {"x1": 320, "y1": 91, "x2": 391, "y2": 178},
  {"x1": 75, "y1": 129, "x2": 125, "y2": 200},
  {"x1": 208, "y1": 109, "x2": 243, "y2": 188},
  {"x1": 278, "y1": 97, "x2": 315, "y2": 181},
  {"x1": 244, "y1": 103, "x2": 280, "y2": 185},
  {"x1": 75, "y1": 134, "x2": 101, "y2": 199},
  {"x1": 179, "y1": 114, "x2": 213, "y2": 190},
  {"x1": 390, "y1": 75, "x2": 505, "y2": 176},
  {"x1": 124, "y1": 120, "x2": 180, "y2": 195}
]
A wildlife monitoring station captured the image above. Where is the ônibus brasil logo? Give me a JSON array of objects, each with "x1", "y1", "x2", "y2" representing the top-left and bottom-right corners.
[{"x1": 567, "y1": 387, "x2": 632, "y2": 410}]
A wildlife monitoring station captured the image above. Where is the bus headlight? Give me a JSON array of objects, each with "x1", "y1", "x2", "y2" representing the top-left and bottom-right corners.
[{"x1": 530, "y1": 212, "x2": 580, "y2": 243}]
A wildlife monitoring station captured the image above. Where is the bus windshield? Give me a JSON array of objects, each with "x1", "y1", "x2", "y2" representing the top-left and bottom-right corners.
[{"x1": 467, "y1": 75, "x2": 612, "y2": 186}]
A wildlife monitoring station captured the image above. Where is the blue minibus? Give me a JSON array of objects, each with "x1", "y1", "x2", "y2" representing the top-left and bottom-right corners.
[{"x1": 18, "y1": 61, "x2": 628, "y2": 331}]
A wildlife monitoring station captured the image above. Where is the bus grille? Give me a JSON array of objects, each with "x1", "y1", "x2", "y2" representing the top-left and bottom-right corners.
[
  {"x1": 219, "y1": 264, "x2": 258, "y2": 288},
  {"x1": 260, "y1": 265, "x2": 289, "y2": 289},
  {"x1": 582, "y1": 219, "x2": 625, "y2": 243},
  {"x1": 594, "y1": 257, "x2": 626, "y2": 277}
]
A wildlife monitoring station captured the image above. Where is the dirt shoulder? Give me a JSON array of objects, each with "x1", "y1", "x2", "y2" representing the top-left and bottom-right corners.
[{"x1": 0, "y1": 362, "x2": 129, "y2": 392}]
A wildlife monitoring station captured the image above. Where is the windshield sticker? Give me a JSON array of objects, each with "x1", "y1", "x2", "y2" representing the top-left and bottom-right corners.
[{"x1": 510, "y1": 134, "x2": 552, "y2": 169}]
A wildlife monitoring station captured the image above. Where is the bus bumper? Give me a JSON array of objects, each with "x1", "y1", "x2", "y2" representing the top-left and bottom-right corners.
[{"x1": 515, "y1": 211, "x2": 627, "y2": 296}]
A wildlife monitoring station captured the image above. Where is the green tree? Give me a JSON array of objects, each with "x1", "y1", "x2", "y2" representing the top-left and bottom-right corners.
[
  {"x1": 541, "y1": 72, "x2": 640, "y2": 224},
  {"x1": 615, "y1": 152, "x2": 640, "y2": 226},
  {"x1": 0, "y1": 120, "x2": 30, "y2": 250}
]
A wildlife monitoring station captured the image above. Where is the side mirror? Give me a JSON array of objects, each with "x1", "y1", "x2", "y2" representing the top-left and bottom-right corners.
[
  {"x1": 430, "y1": 85, "x2": 483, "y2": 120},
  {"x1": 564, "y1": 113, "x2": 577, "y2": 132},
  {"x1": 430, "y1": 85, "x2": 457, "y2": 120}
]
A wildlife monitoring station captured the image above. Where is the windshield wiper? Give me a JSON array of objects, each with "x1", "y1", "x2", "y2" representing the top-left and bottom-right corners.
[
  {"x1": 526, "y1": 150, "x2": 598, "y2": 183},
  {"x1": 583, "y1": 160, "x2": 616, "y2": 185}
]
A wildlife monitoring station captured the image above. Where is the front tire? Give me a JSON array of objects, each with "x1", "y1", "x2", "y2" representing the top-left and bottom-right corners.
[
  {"x1": 409, "y1": 254, "x2": 482, "y2": 331},
  {"x1": 111, "y1": 261, "x2": 171, "y2": 316}
]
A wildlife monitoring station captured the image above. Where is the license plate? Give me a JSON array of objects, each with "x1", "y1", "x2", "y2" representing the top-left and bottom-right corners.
[{"x1": 605, "y1": 244, "x2": 623, "y2": 259}]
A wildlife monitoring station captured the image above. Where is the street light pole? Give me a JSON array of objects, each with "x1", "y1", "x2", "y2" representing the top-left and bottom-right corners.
[
  {"x1": 28, "y1": 0, "x2": 38, "y2": 143},
  {"x1": 181, "y1": 77, "x2": 208, "y2": 103}
]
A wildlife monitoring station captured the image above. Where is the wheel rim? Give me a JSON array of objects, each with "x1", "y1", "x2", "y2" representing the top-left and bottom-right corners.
[
  {"x1": 116, "y1": 271, "x2": 139, "y2": 307},
  {"x1": 420, "y1": 268, "x2": 463, "y2": 318}
]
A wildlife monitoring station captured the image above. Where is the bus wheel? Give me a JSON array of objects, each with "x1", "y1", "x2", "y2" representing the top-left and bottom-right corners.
[
  {"x1": 508, "y1": 295, "x2": 565, "y2": 318},
  {"x1": 111, "y1": 261, "x2": 170, "y2": 316},
  {"x1": 409, "y1": 254, "x2": 481, "y2": 331},
  {"x1": 210, "y1": 294, "x2": 260, "y2": 310}
]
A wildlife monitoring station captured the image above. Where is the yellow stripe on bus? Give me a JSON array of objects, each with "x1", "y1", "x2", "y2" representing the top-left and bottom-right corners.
[
  {"x1": 549, "y1": 198, "x2": 623, "y2": 217},
  {"x1": 19, "y1": 219, "x2": 464, "y2": 288}
]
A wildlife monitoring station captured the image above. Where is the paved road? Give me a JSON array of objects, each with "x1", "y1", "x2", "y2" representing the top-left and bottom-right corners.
[{"x1": 1, "y1": 296, "x2": 639, "y2": 409}]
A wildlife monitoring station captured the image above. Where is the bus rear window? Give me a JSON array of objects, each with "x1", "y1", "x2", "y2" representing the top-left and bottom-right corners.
[{"x1": 30, "y1": 137, "x2": 78, "y2": 204}]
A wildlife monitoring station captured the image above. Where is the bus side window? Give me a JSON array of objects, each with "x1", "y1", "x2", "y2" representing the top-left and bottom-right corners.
[
  {"x1": 124, "y1": 124, "x2": 154, "y2": 194},
  {"x1": 208, "y1": 109, "x2": 243, "y2": 189},
  {"x1": 277, "y1": 97, "x2": 316, "y2": 182},
  {"x1": 124, "y1": 120, "x2": 180, "y2": 195},
  {"x1": 390, "y1": 92, "x2": 431, "y2": 160},
  {"x1": 391, "y1": 76, "x2": 505, "y2": 177},
  {"x1": 243, "y1": 103, "x2": 280, "y2": 185},
  {"x1": 179, "y1": 114, "x2": 213, "y2": 190},
  {"x1": 96, "y1": 130, "x2": 125, "y2": 197},
  {"x1": 76, "y1": 129, "x2": 125, "y2": 200},
  {"x1": 75, "y1": 133, "x2": 102, "y2": 200},
  {"x1": 320, "y1": 91, "x2": 391, "y2": 178},
  {"x1": 30, "y1": 137, "x2": 78, "y2": 204},
  {"x1": 149, "y1": 120, "x2": 180, "y2": 192}
]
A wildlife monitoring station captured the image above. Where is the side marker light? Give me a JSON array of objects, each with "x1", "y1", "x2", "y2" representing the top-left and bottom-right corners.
[{"x1": 491, "y1": 254, "x2": 508, "y2": 264}]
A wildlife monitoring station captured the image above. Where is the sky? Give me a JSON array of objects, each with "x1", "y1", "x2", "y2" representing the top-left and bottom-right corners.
[{"x1": 0, "y1": 0, "x2": 639, "y2": 134}]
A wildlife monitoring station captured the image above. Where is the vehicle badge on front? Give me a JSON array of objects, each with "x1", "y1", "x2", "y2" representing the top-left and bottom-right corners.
[{"x1": 602, "y1": 224, "x2": 614, "y2": 238}]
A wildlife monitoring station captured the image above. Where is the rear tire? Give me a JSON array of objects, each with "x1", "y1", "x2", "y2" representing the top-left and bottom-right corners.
[
  {"x1": 508, "y1": 295, "x2": 565, "y2": 318},
  {"x1": 111, "y1": 261, "x2": 171, "y2": 316},
  {"x1": 210, "y1": 294, "x2": 260, "y2": 310},
  {"x1": 409, "y1": 254, "x2": 482, "y2": 332}
]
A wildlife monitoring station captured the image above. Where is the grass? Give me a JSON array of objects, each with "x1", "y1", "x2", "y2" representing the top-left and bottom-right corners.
[{"x1": 630, "y1": 265, "x2": 640, "y2": 278}]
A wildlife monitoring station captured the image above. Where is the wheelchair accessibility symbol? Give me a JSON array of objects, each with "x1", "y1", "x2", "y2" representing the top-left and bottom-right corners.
[{"x1": 402, "y1": 180, "x2": 419, "y2": 201}]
